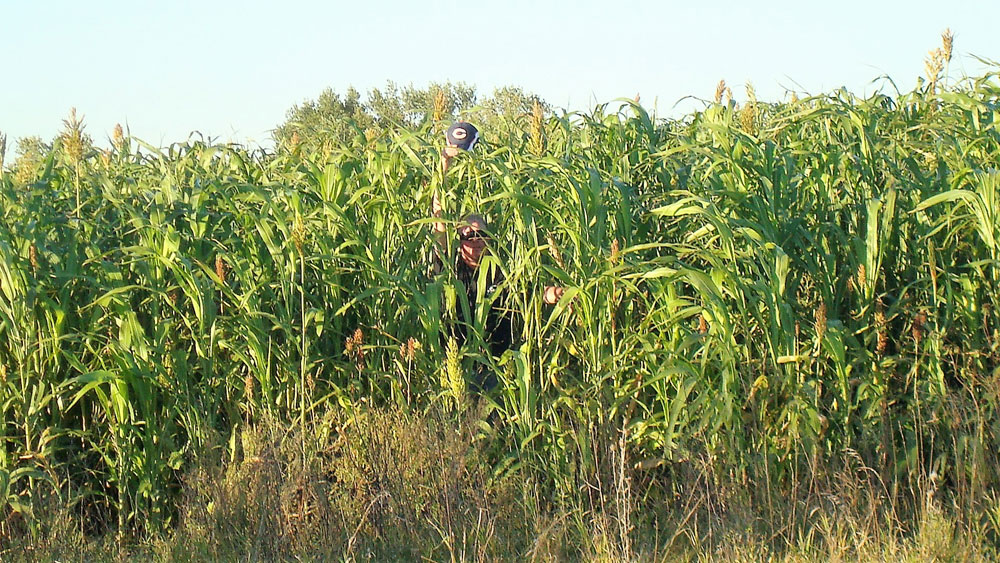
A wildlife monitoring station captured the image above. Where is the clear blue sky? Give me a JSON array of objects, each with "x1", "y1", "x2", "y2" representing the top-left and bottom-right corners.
[{"x1": 1, "y1": 0, "x2": 996, "y2": 151}]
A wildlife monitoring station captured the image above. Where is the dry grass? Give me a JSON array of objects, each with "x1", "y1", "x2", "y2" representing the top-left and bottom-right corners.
[
  {"x1": 153, "y1": 406, "x2": 533, "y2": 561},
  {"x1": 2, "y1": 406, "x2": 995, "y2": 562}
]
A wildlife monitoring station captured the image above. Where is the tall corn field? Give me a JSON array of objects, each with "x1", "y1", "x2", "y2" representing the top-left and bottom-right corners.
[{"x1": 2, "y1": 66, "x2": 1000, "y2": 555}]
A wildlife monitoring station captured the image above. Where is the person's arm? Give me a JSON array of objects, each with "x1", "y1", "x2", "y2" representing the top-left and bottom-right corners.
[
  {"x1": 434, "y1": 145, "x2": 461, "y2": 240},
  {"x1": 429, "y1": 189, "x2": 448, "y2": 275},
  {"x1": 543, "y1": 285, "x2": 564, "y2": 305},
  {"x1": 432, "y1": 189, "x2": 447, "y2": 239},
  {"x1": 441, "y1": 145, "x2": 460, "y2": 174},
  {"x1": 430, "y1": 147, "x2": 456, "y2": 273}
]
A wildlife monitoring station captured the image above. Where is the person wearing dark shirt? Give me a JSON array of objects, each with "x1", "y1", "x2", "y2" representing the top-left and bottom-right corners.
[
  {"x1": 430, "y1": 208, "x2": 563, "y2": 392},
  {"x1": 452, "y1": 214, "x2": 513, "y2": 359}
]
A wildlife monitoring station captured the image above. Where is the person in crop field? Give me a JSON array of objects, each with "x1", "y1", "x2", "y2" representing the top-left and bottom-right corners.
[
  {"x1": 430, "y1": 204, "x2": 564, "y2": 392},
  {"x1": 454, "y1": 214, "x2": 514, "y2": 356},
  {"x1": 431, "y1": 122, "x2": 564, "y2": 392},
  {"x1": 430, "y1": 209, "x2": 511, "y2": 392}
]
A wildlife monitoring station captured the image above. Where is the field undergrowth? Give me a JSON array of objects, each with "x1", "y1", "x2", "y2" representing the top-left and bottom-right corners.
[{"x1": 2, "y1": 55, "x2": 1000, "y2": 560}]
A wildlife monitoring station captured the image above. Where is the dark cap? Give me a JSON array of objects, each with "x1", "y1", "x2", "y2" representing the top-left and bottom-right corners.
[{"x1": 445, "y1": 122, "x2": 479, "y2": 151}]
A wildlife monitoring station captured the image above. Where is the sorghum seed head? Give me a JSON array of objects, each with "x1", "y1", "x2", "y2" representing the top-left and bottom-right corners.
[
  {"x1": 244, "y1": 373, "x2": 255, "y2": 402},
  {"x1": 941, "y1": 28, "x2": 954, "y2": 63},
  {"x1": 912, "y1": 312, "x2": 927, "y2": 345},
  {"x1": 443, "y1": 337, "x2": 465, "y2": 408},
  {"x1": 215, "y1": 255, "x2": 226, "y2": 284},
  {"x1": 407, "y1": 338, "x2": 419, "y2": 363},
  {"x1": 348, "y1": 328, "x2": 365, "y2": 368},
  {"x1": 875, "y1": 299, "x2": 888, "y2": 357},
  {"x1": 432, "y1": 88, "x2": 447, "y2": 124},
  {"x1": 112, "y1": 123, "x2": 124, "y2": 149},
  {"x1": 714, "y1": 80, "x2": 726, "y2": 105},
  {"x1": 398, "y1": 338, "x2": 419, "y2": 363},
  {"x1": 292, "y1": 216, "x2": 306, "y2": 253},
  {"x1": 925, "y1": 48, "x2": 944, "y2": 94},
  {"x1": 546, "y1": 234, "x2": 565, "y2": 269},
  {"x1": 815, "y1": 302, "x2": 828, "y2": 341},
  {"x1": 61, "y1": 107, "x2": 85, "y2": 164},
  {"x1": 399, "y1": 336, "x2": 420, "y2": 363}
]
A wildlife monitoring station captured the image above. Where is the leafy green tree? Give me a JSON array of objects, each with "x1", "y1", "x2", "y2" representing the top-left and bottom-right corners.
[
  {"x1": 365, "y1": 82, "x2": 407, "y2": 128},
  {"x1": 274, "y1": 81, "x2": 548, "y2": 151},
  {"x1": 12, "y1": 135, "x2": 50, "y2": 185},
  {"x1": 273, "y1": 86, "x2": 373, "y2": 149},
  {"x1": 400, "y1": 81, "x2": 477, "y2": 125},
  {"x1": 478, "y1": 86, "x2": 548, "y2": 121},
  {"x1": 470, "y1": 86, "x2": 551, "y2": 143}
]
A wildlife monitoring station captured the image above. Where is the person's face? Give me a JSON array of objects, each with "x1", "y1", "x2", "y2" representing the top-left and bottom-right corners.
[{"x1": 457, "y1": 218, "x2": 489, "y2": 268}]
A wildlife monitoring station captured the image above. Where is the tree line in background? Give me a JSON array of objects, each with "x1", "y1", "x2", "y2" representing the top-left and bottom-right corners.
[
  {"x1": 273, "y1": 81, "x2": 549, "y2": 149},
  {"x1": 0, "y1": 81, "x2": 549, "y2": 172}
]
